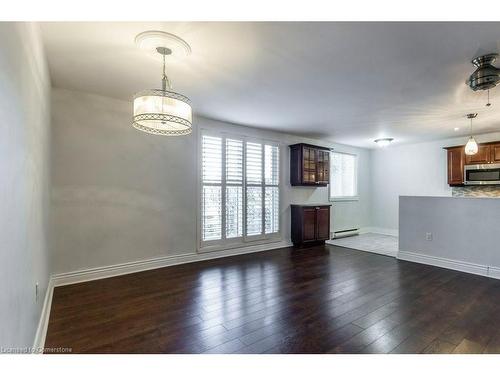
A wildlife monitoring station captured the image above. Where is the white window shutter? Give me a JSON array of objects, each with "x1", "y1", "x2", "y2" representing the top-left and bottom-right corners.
[
  {"x1": 246, "y1": 142, "x2": 262, "y2": 185},
  {"x1": 246, "y1": 186, "x2": 262, "y2": 236},
  {"x1": 202, "y1": 134, "x2": 280, "y2": 246},
  {"x1": 202, "y1": 135, "x2": 222, "y2": 241},
  {"x1": 202, "y1": 186, "x2": 222, "y2": 241},
  {"x1": 226, "y1": 139, "x2": 243, "y2": 184},
  {"x1": 264, "y1": 144, "x2": 279, "y2": 234},
  {"x1": 265, "y1": 144, "x2": 279, "y2": 185},
  {"x1": 202, "y1": 136, "x2": 222, "y2": 184},
  {"x1": 225, "y1": 138, "x2": 243, "y2": 238},
  {"x1": 265, "y1": 186, "x2": 279, "y2": 234}
]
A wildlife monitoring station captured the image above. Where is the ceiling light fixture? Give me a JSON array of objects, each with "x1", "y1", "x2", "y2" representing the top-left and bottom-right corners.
[
  {"x1": 374, "y1": 138, "x2": 394, "y2": 147},
  {"x1": 464, "y1": 113, "x2": 478, "y2": 156},
  {"x1": 132, "y1": 31, "x2": 192, "y2": 136},
  {"x1": 467, "y1": 53, "x2": 500, "y2": 92},
  {"x1": 467, "y1": 53, "x2": 499, "y2": 107}
]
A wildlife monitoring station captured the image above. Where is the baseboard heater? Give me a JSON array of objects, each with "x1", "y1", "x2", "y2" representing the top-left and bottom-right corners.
[{"x1": 332, "y1": 228, "x2": 360, "y2": 239}]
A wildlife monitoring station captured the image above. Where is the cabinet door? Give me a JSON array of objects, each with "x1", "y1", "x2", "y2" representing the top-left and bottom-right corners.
[
  {"x1": 302, "y1": 208, "x2": 317, "y2": 242},
  {"x1": 466, "y1": 144, "x2": 491, "y2": 164},
  {"x1": 316, "y1": 207, "x2": 330, "y2": 240},
  {"x1": 491, "y1": 143, "x2": 500, "y2": 163},
  {"x1": 316, "y1": 150, "x2": 330, "y2": 185},
  {"x1": 447, "y1": 147, "x2": 464, "y2": 185},
  {"x1": 302, "y1": 146, "x2": 317, "y2": 184}
]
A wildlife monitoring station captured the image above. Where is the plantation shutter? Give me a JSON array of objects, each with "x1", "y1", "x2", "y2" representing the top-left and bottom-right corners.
[
  {"x1": 202, "y1": 135, "x2": 222, "y2": 241},
  {"x1": 245, "y1": 142, "x2": 263, "y2": 236},
  {"x1": 225, "y1": 139, "x2": 243, "y2": 239},
  {"x1": 201, "y1": 132, "x2": 280, "y2": 247},
  {"x1": 264, "y1": 144, "x2": 279, "y2": 234}
]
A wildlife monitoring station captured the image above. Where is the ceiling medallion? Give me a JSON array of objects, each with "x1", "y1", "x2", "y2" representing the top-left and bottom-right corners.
[{"x1": 132, "y1": 31, "x2": 192, "y2": 136}]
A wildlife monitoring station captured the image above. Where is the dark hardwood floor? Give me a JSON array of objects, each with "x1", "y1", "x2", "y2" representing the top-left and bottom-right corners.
[{"x1": 44, "y1": 244, "x2": 500, "y2": 354}]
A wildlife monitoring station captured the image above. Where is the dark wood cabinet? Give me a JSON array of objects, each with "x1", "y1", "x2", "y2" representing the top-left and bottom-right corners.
[
  {"x1": 302, "y1": 208, "x2": 317, "y2": 242},
  {"x1": 446, "y1": 146, "x2": 465, "y2": 186},
  {"x1": 316, "y1": 206, "x2": 330, "y2": 240},
  {"x1": 491, "y1": 143, "x2": 500, "y2": 163},
  {"x1": 317, "y1": 149, "x2": 330, "y2": 185},
  {"x1": 290, "y1": 143, "x2": 330, "y2": 186},
  {"x1": 465, "y1": 144, "x2": 491, "y2": 165},
  {"x1": 445, "y1": 141, "x2": 500, "y2": 186},
  {"x1": 291, "y1": 204, "x2": 331, "y2": 247}
]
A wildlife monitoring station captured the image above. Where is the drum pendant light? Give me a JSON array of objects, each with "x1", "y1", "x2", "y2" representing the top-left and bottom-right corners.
[{"x1": 133, "y1": 31, "x2": 192, "y2": 136}]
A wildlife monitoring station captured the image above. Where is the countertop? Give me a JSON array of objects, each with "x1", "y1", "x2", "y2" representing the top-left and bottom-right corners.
[{"x1": 400, "y1": 195, "x2": 500, "y2": 200}]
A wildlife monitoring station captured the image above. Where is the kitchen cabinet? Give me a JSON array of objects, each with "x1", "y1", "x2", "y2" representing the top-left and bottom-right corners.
[
  {"x1": 445, "y1": 141, "x2": 500, "y2": 186},
  {"x1": 291, "y1": 204, "x2": 331, "y2": 247},
  {"x1": 463, "y1": 141, "x2": 500, "y2": 165},
  {"x1": 465, "y1": 144, "x2": 491, "y2": 165},
  {"x1": 289, "y1": 143, "x2": 330, "y2": 186},
  {"x1": 446, "y1": 146, "x2": 465, "y2": 186},
  {"x1": 490, "y1": 143, "x2": 500, "y2": 163}
]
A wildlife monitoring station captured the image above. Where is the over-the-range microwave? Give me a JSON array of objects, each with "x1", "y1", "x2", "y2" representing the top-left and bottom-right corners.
[{"x1": 464, "y1": 163, "x2": 500, "y2": 185}]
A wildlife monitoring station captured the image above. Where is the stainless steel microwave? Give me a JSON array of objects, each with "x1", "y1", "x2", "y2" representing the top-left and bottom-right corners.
[{"x1": 464, "y1": 163, "x2": 500, "y2": 185}]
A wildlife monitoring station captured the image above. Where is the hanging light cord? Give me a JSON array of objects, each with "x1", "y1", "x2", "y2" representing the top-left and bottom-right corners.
[
  {"x1": 467, "y1": 113, "x2": 477, "y2": 137},
  {"x1": 486, "y1": 89, "x2": 491, "y2": 107},
  {"x1": 161, "y1": 53, "x2": 172, "y2": 91}
]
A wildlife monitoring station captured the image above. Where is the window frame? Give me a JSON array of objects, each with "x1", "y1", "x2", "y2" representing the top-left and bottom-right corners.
[
  {"x1": 198, "y1": 129, "x2": 282, "y2": 253},
  {"x1": 329, "y1": 151, "x2": 359, "y2": 202}
]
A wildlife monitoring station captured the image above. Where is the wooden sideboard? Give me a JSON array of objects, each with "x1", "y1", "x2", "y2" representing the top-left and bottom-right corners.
[{"x1": 291, "y1": 204, "x2": 331, "y2": 247}]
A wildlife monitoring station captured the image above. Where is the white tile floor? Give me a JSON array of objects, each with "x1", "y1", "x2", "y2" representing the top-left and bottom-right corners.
[{"x1": 326, "y1": 232, "x2": 398, "y2": 257}]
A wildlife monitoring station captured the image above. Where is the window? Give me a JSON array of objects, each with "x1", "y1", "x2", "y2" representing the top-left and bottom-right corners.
[
  {"x1": 201, "y1": 132, "x2": 280, "y2": 249},
  {"x1": 329, "y1": 152, "x2": 358, "y2": 200}
]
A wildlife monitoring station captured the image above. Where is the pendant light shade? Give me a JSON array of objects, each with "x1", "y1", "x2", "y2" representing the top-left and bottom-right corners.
[
  {"x1": 464, "y1": 113, "x2": 478, "y2": 156},
  {"x1": 465, "y1": 136, "x2": 479, "y2": 155},
  {"x1": 133, "y1": 31, "x2": 193, "y2": 136},
  {"x1": 133, "y1": 90, "x2": 192, "y2": 136}
]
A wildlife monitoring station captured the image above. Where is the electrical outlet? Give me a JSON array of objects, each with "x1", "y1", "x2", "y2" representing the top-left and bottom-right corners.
[
  {"x1": 426, "y1": 232, "x2": 433, "y2": 241},
  {"x1": 35, "y1": 282, "x2": 39, "y2": 302}
]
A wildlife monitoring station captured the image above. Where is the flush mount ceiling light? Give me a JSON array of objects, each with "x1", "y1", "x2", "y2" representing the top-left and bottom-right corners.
[
  {"x1": 374, "y1": 138, "x2": 394, "y2": 147},
  {"x1": 464, "y1": 113, "x2": 479, "y2": 156},
  {"x1": 132, "y1": 31, "x2": 192, "y2": 136}
]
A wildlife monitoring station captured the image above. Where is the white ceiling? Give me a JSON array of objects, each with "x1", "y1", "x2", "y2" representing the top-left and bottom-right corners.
[{"x1": 40, "y1": 22, "x2": 500, "y2": 148}]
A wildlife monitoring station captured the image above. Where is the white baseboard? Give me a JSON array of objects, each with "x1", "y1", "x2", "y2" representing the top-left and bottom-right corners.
[
  {"x1": 52, "y1": 240, "x2": 292, "y2": 287},
  {"x1": 397, "y1": 250, "x2": 500, "y2": 279},
  {"x1": 32, "y1": 277, "x2": 55, "y2": 353},
  {"x1": 34, "y1": 240, "x2": 292, "y2": 349},
  {"x1": 360, "y1": 227, "x2": 399, "y2": 237},
  {"x1": 488, "y1": 266, "x2": 500, "y2": 280}
]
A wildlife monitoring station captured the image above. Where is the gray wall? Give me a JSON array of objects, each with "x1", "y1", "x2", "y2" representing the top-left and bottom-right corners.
[
  {"x1": 399, "y1": 196, "x2": 500, "y2": 268},
  {"x1": 371, "y1": 132, "x2": 500, "y2": 232},
  {"x1": 0, "y1": 23, "x2": 51, "y2": 348},
  {"x1": 51, "y1": 88, "x2": 372, "y2": 275}
]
